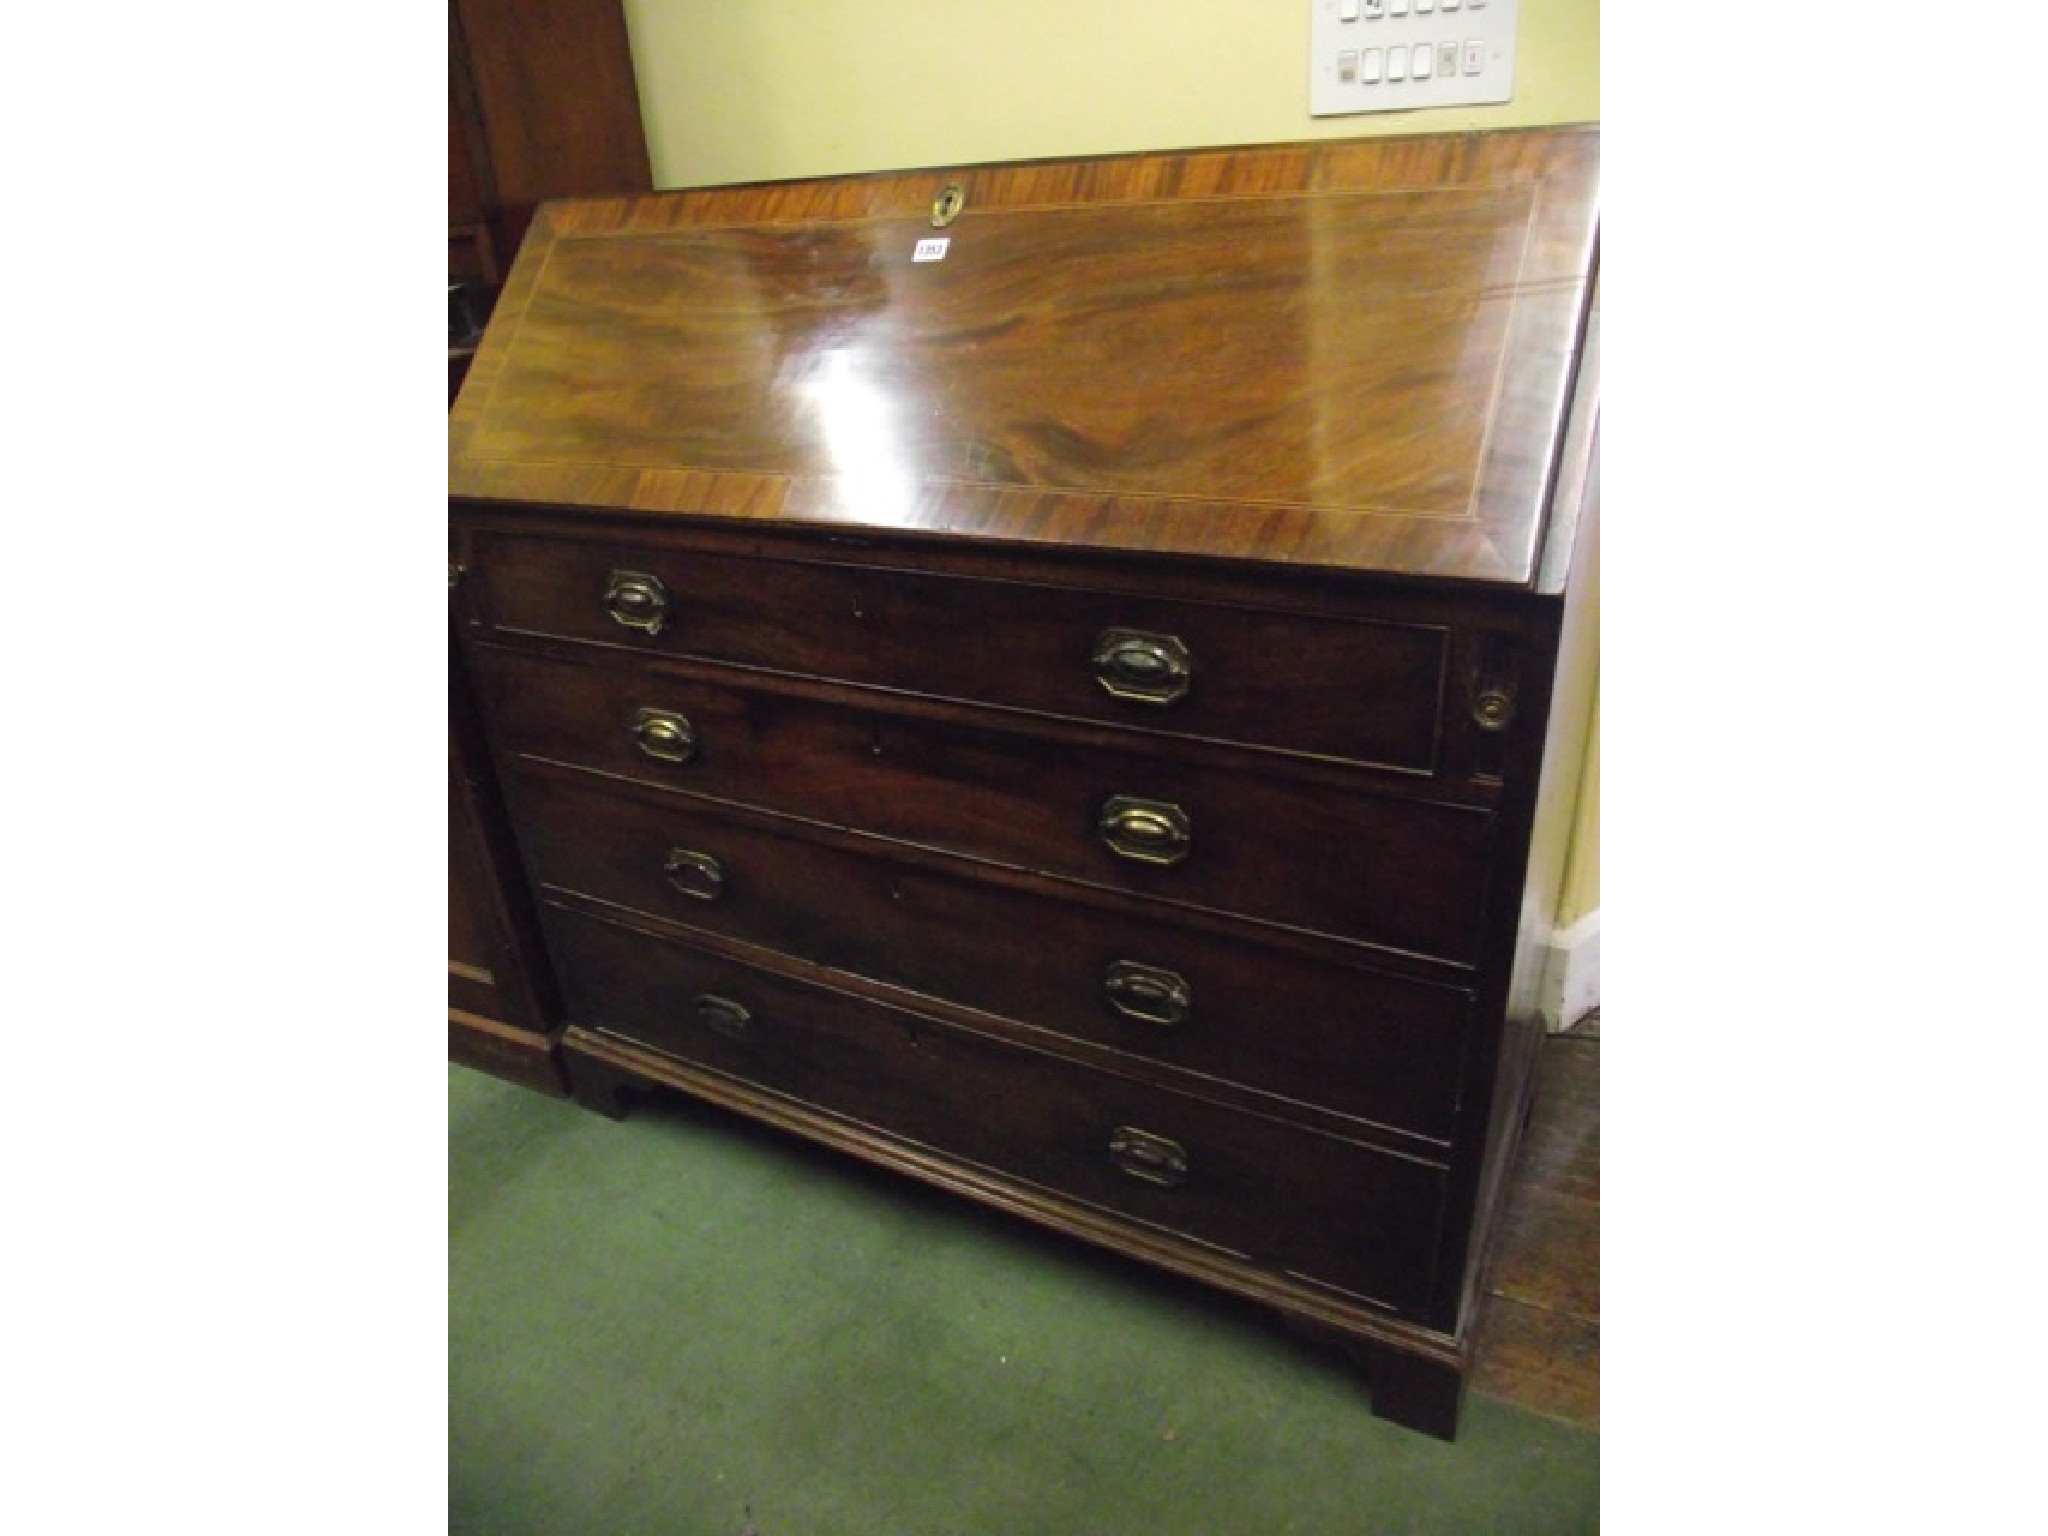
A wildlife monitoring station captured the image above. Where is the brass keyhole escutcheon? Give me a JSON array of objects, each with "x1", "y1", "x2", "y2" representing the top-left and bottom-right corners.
[{"x1": 930, "y1": 182, "x2": 965, "y2": 228}]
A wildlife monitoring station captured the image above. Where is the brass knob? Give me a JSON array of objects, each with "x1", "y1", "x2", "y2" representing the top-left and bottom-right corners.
[
  {"x1": 1091, "y1": 628, "x2": 1193, "y2": 707},
  {"x1": 1099, "y1": 796, "x2": 1192, "y2": 866},
  {"x1": 1108, "y1": 1126, "x2": 1188, "y2": 1188},
  {"x1": 1104, "y1": 961, "x2": 1192, "y2": 1028},
  {"x1": 631, "y1": 707, "x2": 697, "y2": 765},
  {"x1": 662, "y1": 848, "x2": 726, "y2": 902},
  {"x1": 603, "y1": 569, "x2": 671, "y2": 636},
  {"x1": 692, "y1": 993, "x2": 755, "y2": 1042},
  {"x1": 1471, "y1": 688, "x2": 1515, "y2": 732}
]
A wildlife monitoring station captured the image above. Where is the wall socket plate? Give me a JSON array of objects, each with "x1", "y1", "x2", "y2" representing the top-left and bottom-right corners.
[{"x1": 1309, "y1": 0, "x2": 1518, "y2": 117}]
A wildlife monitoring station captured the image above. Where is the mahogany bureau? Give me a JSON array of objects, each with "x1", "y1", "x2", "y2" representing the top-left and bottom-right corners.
[{"x1": 448, "y1": 126, "x2": 1599, "y2": 1439}]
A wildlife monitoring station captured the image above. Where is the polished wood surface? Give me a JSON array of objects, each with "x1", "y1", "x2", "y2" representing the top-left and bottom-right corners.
[
  {"x1": 451, "y1": 128, "x2": 1597, "y2": 584},
  {"x1": 468, "y1": 524, "x2": 1452, "y2": 772},
  {"x1": 548, "y1": 905, "x2": 1450, "y2": 1315},
  {"x1": 450, "y1": 128, "x2": 1599, "y2": 1439},
  {"x1": 472, "y1": 646, "x2": 1494, "y2": 964},
  {"x1": 505, "y1": 769, "x2": 1475, "y2": 1147}
]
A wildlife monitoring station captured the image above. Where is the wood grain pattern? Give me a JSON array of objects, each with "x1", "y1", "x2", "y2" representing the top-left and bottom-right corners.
[
  {"x1": 451, "y1": 128, "x2": 1597, "y2": 584},
  {"x1": 471, "y1": 646, "x2": 1496, "y2": 965},
  {"x1": 508, "y1": 768, "x2": 1476, "y2": 1146},
  {"x1": 449, "y1": 128, "x2": 1600, "y2": 1441},
  {"x1": 547, "y1": 904, "x2": 1451, "y2": 1317},
  {"x1": 468, "y1": 524, "x2": 1452, "y2": 775}
]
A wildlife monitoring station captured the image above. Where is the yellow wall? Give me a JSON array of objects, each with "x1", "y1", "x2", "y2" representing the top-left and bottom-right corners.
[
  {"x1": 620, "y1": 0, "x2": 1600, "y2": 190},
  {"x1": 1557, "y1": 686, "x2": 1600, "y2": 927}
]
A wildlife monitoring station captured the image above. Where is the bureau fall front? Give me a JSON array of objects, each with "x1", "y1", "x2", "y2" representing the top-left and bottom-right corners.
[{"x1": 448, "y1": 126, "x2": 1599, "y2": 1438}]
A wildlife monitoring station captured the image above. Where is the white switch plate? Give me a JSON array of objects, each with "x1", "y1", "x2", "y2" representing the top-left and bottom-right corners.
[{"x1": 1309, "y1": 0, "x2": 1517, "y2": 116}]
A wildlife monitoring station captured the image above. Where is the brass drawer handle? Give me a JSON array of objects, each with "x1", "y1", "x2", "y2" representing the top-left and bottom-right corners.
[
  {"x1": 632, "y1": 707, "x2": 697, "y2": 764},
  {"x1": 1104, "y1": 961, "x2": 1192, "y2": 1028},
  {"x1": 1099, "y1": 796, "x2": 1191, "y2": 866},
  {"x1": 662, "y1": 847, "x2": 726, "y2": 902},
  {"x1": 1092, "y1": 628, "x2": 1192, "y2": 707},
  {"x1": 603, "y1": 568, "x2": 671, "y2": 636},
  {"x1": 1108, "y1": 1126, "x2": 1188, "y2": 1188},
  {"x1": 692, "y1": 993, "x2": 755, "y2": 1042}
]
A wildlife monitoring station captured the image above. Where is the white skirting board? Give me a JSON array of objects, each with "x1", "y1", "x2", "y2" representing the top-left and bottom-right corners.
[{"x1": 1537, "y1": 911, "x2": 1600, "y2": 1033}]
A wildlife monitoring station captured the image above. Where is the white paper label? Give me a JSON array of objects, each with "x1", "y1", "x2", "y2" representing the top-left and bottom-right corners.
[{"x1": 912, "y1": 238, "x2": 950, "y2": 263}]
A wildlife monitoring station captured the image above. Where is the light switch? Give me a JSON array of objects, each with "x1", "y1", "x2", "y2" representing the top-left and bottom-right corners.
[{"x1": 1310, "y1": 0, "x2": 1516, "y2": 115}]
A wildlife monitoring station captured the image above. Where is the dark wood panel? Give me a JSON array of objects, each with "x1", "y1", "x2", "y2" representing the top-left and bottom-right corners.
[
  {"x1": 450, "y1": 0, "x2": 651, "y2": 266},
  {"x1": 508, "y1": 770, "x2": 1475, "y2": 1143},
  {"x1": 448, "y1": 633, "x2": 557, "y2": 1051},
  {"x1": 547, "y1": 904, "x2": 1450, "y2": 1316},
  {"x1": 450, "y1": 128, "x2": 1597, "y2": 585},
  {"x1": 470, "y1": 188, "x2": 1524, "y2": 508},
  {"x1": 469, "y1": 527, "x2": 1449, "y2": 772},
  {"x1": 472, "y1": 645, "x2": 1495, "y2": 964}
]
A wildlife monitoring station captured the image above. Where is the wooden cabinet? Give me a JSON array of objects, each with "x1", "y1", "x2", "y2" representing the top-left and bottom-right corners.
[
  {"x1": 448, "y1": 127, "x2": 1599, "y2": 1437},
  {"x1": 447, "y1": 0, "x2": 650, "y2": 1084}
]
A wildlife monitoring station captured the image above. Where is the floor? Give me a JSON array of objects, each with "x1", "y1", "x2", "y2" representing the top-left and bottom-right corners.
[
  {"x1": 1471, "y1": 1014, "x2": 1600, "y2": 1428},
  {"x1": 449, "y1": 1022, "x2": 1600, "y2": 1533}
]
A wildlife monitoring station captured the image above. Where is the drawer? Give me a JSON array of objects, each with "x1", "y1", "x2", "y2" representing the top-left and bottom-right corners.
[
  {"x1": 467, "y1": 528, "x2": 1448, "y2": 773},
  {"x1": 475, "y1": 647, "x2": 1493, "y2": 963},
  {"x1": 512, "y1": 772, "x2": 1474, "y2": 1143},
  {"x1": 548, "y1": 905, "x2": 1450, "y2": 1315}
]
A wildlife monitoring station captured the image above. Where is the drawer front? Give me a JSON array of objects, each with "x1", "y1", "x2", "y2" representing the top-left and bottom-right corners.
[
  {"x1": 476, "y1": 647, "x2": 1493, "y2": 963},
  {"x1": 469, "y1": 529, "x2": 1448, "y2": 772},
  {"x1": 512, "y1": 772, "x2": 1473, "y2": 1143},
  {"x1": 548, "y1": 905, "x2": 1449, "y2": 1315}
]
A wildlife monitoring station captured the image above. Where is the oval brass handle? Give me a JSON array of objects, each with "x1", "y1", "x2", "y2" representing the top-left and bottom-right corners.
[
  {"x1": 1104, "y1": 961, "x2": 1192, "y2": 1028},
  {"x1": 662, "y1": 847, "x2": 726, "y2": 902},
  {"x1": 1108, "y1": 1126, "x2": 1188, "y2": 1188},
  {"x1": 1091, "y1": 628, "x2": 1192, "y2": 707},
  {"x1": 692, "y1": 993, "x2": 755, "y2": 1042},
  {"x1": 1099, "y1": 796, "x2": 1191, "y2": 866},
  {"x1": 632, "y1": 707, "x2": 697, "y2": 765},
  {"x1": 603, "y1": 568, "x2": 671, "y2": 636}
]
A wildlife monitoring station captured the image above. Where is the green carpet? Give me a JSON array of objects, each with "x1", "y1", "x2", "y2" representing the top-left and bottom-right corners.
[{"x1": 451, "y1": 1065, "x2": 1598, "y2": 1534}]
